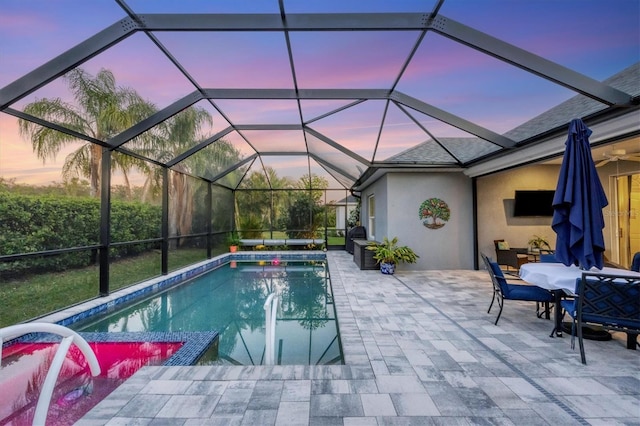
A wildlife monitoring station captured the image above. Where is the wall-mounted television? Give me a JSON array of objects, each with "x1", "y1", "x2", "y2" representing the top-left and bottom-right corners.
[{"x1": 513, "y1": 190, "x2": 555, "y2": 217}]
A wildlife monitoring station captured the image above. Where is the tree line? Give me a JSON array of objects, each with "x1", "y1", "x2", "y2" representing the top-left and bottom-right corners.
[{"x1": 13, "y1": 68, "x2": 334, "y2": 242}]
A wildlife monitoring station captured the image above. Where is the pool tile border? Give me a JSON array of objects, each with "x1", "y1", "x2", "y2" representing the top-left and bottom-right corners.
[
  {"x1": 35, "y1": 251, "x2": 326, "y2": 330},
  {"x1": 12, "y1": 331, "x2": 219, "y2": 366},
  {"x1": 6, "y1": 251, "x2": 327, "y2": 367}
]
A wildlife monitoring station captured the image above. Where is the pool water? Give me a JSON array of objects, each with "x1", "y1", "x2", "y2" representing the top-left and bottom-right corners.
[
  {"x1": 74, "y1": 261, "x2": 343, "y2": 365},
  {"x1": 0, "y1": 341, "x2": 181, "y2": 425}
]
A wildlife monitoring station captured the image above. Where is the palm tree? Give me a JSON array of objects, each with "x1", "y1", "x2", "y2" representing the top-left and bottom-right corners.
[
  {"x1": 18, "y1": 68, "x2": 156, "y2": 197},
  {"x1": 263, "y1": 167, "x2": 294, "y2": 235},
  {"x1": 136, "y1": 106, "x2": 214, "y2": 242}
]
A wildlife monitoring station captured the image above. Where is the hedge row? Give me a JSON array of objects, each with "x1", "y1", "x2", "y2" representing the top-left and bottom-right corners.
[{"x1": 0, "y1": 193, "x2": 161, "y2": 276}]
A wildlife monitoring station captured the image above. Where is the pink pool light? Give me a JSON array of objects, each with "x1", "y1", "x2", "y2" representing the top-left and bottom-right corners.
[{"x1": 1, "y1": 341, "x2": 182, "y2": 425}]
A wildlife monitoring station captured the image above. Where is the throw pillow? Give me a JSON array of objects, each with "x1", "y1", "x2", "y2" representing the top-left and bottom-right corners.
[{"x1": 497, "y1": 241, "x2": 510, "y2": 250}]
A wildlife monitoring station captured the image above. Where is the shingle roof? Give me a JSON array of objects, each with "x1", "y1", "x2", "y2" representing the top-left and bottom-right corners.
[
  {"x1": 387, "y1": 62, "x2": 639, "y2": 165},
  {"x1": 504, "y1": 62, "x2": 640, "y2": 142}
]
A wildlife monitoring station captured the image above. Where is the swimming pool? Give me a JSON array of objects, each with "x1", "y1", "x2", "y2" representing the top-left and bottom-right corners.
[
  {"x1": 72, "y1": 259, "x2": 343, "y2": 366},
  {"x1": 1, "y1": 339, "x2": 182, "y2": 425}
]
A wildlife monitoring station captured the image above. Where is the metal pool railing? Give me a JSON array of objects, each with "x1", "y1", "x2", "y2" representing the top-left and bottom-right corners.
[
  {"x1": 263, "y1": 293, "x2": 279, "y2": 365},
  {"x1": 0, "y1": 323, "x2": 101, "y2": 425}
]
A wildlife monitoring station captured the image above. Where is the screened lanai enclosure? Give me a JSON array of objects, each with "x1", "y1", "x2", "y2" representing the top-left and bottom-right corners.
[{"x1": 1, "y1": 0, "x2": 639, "y2": 325}]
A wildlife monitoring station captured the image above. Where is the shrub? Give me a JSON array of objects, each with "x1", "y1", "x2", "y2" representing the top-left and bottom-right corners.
[{"x1": 0, "y1": 193, "x2": 161, "y2": 276}]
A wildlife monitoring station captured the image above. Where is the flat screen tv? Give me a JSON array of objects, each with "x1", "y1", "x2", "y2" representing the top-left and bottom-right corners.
[{"x1": 513, "y1": 190, "x2": 555, "y2": 217}]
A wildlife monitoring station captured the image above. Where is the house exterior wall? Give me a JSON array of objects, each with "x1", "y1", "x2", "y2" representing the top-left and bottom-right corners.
[
  {"x1": 361, "y1": 172, "x2": 473, "y2": 270},
  {"x1": 335, "y1": 203, "x2": 357, "y2": 229},
  {"x1": 360, "y1": 162, "x2": 636, "y2": 271},
  {"x1": 476, "y1": 162, "x2": 639, "y2": 267},
  {"x1": 335, "y1": 206, "x2": 346, "y2": 229},
  {"x1": 361, "y1": 175, "x2": 388, "y2": 243},
  {"x1": 476, "y1": 165, "x2": 558, "y2": 265}
]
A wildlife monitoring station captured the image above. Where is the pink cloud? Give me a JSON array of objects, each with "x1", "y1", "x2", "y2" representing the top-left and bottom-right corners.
[
  {"x1": 154, "y1": 31, "x2": 294, "y2": 89},
  {"x1": 291, "y1": 31, "x2": 416, "y2": 88},
  {"x1": 214, "y1": 99, "x2": 300, "y2": 124},
  {"x1": 0, "y1": 2, "x2": 124, "y2": 87},
  {"x1": 0, "y1": 11, "x2": 55, "y2": 35},
  {"x1": 0, "y1": 113, "x2": 97, "y2": 185},
  {"x1": 241, "y1": 130, "x2": 307, "y2": 153}
]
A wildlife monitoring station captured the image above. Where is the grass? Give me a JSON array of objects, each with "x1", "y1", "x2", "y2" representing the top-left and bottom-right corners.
[
  {"x1": 1, "y1": 242, "x2": 340, "y2": 328},
  {"x1": 328, "y1": 236, "x2": 345, "y2": 245},
  {"x1": 0, "y1": 248, "x2": 208, "y2": 328},
  {"x1": 243, "y1": 231, "x2": 345, "y2": 246}
]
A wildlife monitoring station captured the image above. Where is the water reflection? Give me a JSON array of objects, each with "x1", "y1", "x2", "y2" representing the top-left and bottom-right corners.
[
  {"x1": 77, "y1": 261, "x2": 342, "y2": 365},
  {"x1": 1, "y1": 342, "x2": 180, "y2": 425}
]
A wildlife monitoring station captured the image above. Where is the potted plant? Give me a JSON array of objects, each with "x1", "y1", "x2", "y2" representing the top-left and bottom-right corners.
[
  {"x1": 366, "y1": 237, "x2": 419, "y2": 275},
  {"x1": 528, "y1": 235, "x2": 550, "y2": 253},
  {"x1": 227, "y1": 231, "x2": 241, "y2": 253}
]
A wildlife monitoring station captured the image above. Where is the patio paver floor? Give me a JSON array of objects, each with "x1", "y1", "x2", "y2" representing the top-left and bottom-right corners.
[{"x1": 77, "y1": 251, "x2": 640, "y2": 425}]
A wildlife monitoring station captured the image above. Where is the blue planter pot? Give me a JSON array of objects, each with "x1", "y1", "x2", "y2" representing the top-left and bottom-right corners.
[{"x1": 380, "y1": 262, "x2": 395, "y2": 275}]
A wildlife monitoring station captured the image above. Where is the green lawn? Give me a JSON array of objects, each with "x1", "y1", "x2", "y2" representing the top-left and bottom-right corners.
[
  {"x1": 328, "y1": 236, "x2": 345, "y2": 245},
  {"x1": 0, "y1": 248, "x2": 207, "y2": 328},
  {"x1": 249, "y1": 231, "x2": 345, "y2": 246},
  {"x1": 1, "y1": 242, "x2": 342, "y2": 328}
]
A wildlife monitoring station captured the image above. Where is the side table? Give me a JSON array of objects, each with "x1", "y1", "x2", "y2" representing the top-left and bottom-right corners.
[{"x1": 353, "y1": 239, "x2": 379, "y2": 270}]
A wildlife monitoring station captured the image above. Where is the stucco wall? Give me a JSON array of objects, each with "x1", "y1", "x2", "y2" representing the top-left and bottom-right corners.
[
  {"x1": 476, "y1": 162, "x2": 639, "y2": 266},
  {"x1": 362, "y1": 172, "x2": 473, "y2": 270},
  {"x1": 476, "y1": 165, "x2": 559, "y2": 264},
  {"x1": 361, "y1": 175, "x2": 388, "y2": 242},
  {"x1": 360, "y1": 162, "x2": 638, "y2": 271}
]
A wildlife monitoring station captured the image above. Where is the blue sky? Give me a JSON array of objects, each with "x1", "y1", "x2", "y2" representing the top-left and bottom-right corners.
[{"x1": 1, "y1": 0, "x2": 638, "y2": 185}]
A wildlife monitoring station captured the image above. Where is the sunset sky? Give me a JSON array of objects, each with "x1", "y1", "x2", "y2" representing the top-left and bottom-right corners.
[{"x1": 1, "y1": 0, "x2": 638, "y2": 187}]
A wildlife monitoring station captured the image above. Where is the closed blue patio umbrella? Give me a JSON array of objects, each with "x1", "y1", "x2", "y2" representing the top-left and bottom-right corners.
[{"x1": 552, "y1": 118, "x2": 608, "y2": 270}]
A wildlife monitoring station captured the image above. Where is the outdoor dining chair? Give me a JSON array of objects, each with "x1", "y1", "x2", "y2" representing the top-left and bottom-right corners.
[
  {"x1": 482, "y1": 253, "x2": 554, "y2": 325},
  {"x1": 539, "y1": 253, "x2": 557, "y2": 263},
  {"x1": 560, "y1": 272, "x2": 640, "y2": 364},
  {"x1": 631, "y1": 252, "x2": 640, "y2": 272}
]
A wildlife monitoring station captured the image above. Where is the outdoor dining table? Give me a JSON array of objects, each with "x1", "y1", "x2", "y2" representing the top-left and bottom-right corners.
[{"x1": 519, "y1": 262, "x2": 640, "y2": 338}]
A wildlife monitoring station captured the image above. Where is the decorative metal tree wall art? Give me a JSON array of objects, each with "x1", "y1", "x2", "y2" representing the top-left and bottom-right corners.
[{"x1": 419, "y1": 198, "x2": 450, "y2": 229}]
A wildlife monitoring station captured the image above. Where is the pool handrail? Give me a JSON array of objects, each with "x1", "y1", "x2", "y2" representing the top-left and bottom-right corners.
[
  {"x1": 263, "y1": 293, "x2": 278, "y2": 365},
  {"x1": 0, "y1": 323, "x2": 101, "y2": 425}
]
